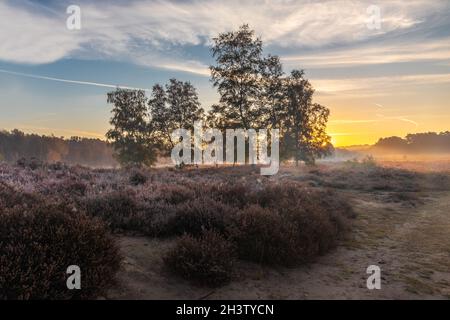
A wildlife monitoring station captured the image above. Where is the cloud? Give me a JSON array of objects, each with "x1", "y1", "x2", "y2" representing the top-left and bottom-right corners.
[
  {"x1": 282, "y1": 38, "x2": 450, "y2": 68},
  {"x1": 312, "y1": 73, "x2": 450, "y2": 96},
  {"x1": 135, "y1": 55, "x2": 210, "y2": 76},
  {"x1": 0, "y1": 0, "x2": 448, "y2": 75},
  {"x1": 0, "y1": 2, "x2": 79, "y2": 64}
]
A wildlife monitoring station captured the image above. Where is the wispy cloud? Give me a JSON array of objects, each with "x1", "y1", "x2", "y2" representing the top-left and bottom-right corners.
[
  {"x1": 282, "y1": 38, "x2": 450, "y2": 68},
  {"x1": 313, "y1": 73, "x2": 450, "y2": 96},
  {"x1": 1, "y1": 0, "x2": 448, "y2": 74}
]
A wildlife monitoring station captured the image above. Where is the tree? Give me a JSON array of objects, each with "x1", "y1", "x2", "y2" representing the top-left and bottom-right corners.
[
  {"x1": 209, "y1": 25, "x2": 332, "y2": 166},
  {"x1": 106, "y1": 89, "x2": 156, "y2": 166},
  {"x1": 148, "y1": 84, "x2": 169, "y2": 152},
  {"x1": 282, "y1": 70, "x2": 332, "y2": 165},
  {"x1": 374, "y1": 136, "x2": 409, "y2": 151},
  {"x1": 259, "y1": 54, "x2": 285, "y2": 129},
  {"x1": 149, "y1": 79, "x2": 204, "y2": 155},
  {"x1": 210, "y1": 24, "x2": 264, "y2": 130},
  {"x1": 0, "y1": 130, "x2": 116, "y2": 166}
]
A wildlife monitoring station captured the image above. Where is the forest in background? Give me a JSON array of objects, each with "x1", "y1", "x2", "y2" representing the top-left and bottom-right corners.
[
  {"x1": 0, "y1": 129, "x2": 117, "y2": 167},
  {"x1": 1, "y1": 129, "x2": 450, "y2": 167},
  {"x1": 372, "y1": 131, "x2": 450, "y2": 154}
]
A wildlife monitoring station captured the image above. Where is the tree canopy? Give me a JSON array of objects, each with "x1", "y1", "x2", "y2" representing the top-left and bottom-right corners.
[{"x1": 106, "y1": 24, "x2": 332, "y2": 167}]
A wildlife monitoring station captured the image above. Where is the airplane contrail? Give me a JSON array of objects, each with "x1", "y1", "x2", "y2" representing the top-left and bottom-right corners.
[
  {"x1": 375, "y1": 113, "x2": 419, "y2": 127},
  {"x1": 0, "y1": 69, "x2": 150, "y2": 91},
  {"x1": 397, "y1": 117, "x2": 419, "y2": 127}
]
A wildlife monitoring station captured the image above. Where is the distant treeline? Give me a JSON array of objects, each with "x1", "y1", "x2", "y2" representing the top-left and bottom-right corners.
[
  {"x1": 373, "y1": 132, "x2": 450, "y2": 153},
  {"x1": 0, "y1": 130, "x2": 117, "y2": 167}
]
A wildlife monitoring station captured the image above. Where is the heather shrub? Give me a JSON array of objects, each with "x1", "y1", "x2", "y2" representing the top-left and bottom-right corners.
[
  {"x1": 47, "y1": 161, "x2": 67, "y2": 171},
  {"x1": 144, "y1": 201, "x2": 177, "y2": 236},
  {"x1": 155, "y1": 184, "x2": 196, "y2": 204},
  {"x1": 129, "y1": 170, "x2": 148, "y2": 186},
  {"x1": 0, "y1": 203, "x2": 121, "y2": 300},
  {"x1": 230, "y1": 205, "x2": 300, "y2": 266},
  {"x1": 210, "y1": 183, "x2": 250, "y2": 208},
  {"x1": 164, "y1": 230, "x2": 236, "y2": 287},
  {"x1": 0, "y1": 182, "x2": 38, "y2": 208},
  {"x1": 283, "y1": 205, "x2": 339, "y2": 258},
  {"x1": 58, "y1": 179, "x2": 88, "y2": 197},
  {"x1": 84, "y1": 191, "x2": 140, "y2": 231},
  {"x1": 229, "y1": 185, "x2": 353, "y2": 266},
  {"x1": 165, "y1": 198, "x2": 236, "y2": 236},
  {"x1": 16, "y1": 157, "x2": 43, "y2": 170}
]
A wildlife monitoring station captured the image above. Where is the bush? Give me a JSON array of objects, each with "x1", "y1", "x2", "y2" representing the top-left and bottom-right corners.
[
  {"x1": 0, "y1": 203, "x2": 121, "y2": 300},
  {"x1": 229, "y1": 186, "x2": 352, "y2": 266},
  {"x1": 0, "y1": 182, "x2": 38, "y2": 209},
  {"x1": 16, "y1": 157, "x2": 43, "y2": 170},
  {"x1": 129, "y1": 170, "x2": 148, "y2": 186},
  {"x1": 154, "y1": 184, "x2": 196, "y2": 205},
  {"x1": 283, "y1": 204, "x2": 340, "y2": 258},
  {"x1": 164, "y1": 230, "x2": 236, "y2": 287},
  {"x1": 210, "y1": 183, "x2": 250, "y2": 208},
  {"x1": 84, "y1": 192, "x2": 139, "y2": 231},
  {"x1": 57, "y1": 179, "x2": 88, "y2": 197},
  {"x1": 230, "y1": 205, "x2": 300, "y2": 266},
  {"x1": 165, "y1": 198, "x2": 236, "y2": 237}
]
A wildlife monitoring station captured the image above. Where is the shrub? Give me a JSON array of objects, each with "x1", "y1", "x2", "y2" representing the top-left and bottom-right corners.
[
  {"x1": 283, "y1": 204, "x2": 340, "y2": 258},
  {"x1": 155, "y1": 184, "x2": 196, "y2": 205},
  {"x1": 59, "y1": 179, "x2": 88, "y2": 197},
  {"x1": 129, "y1": 170, "x2": 148, "y2": 186},
  {"x1": 0, "y1": 182, "x2": 38, "y2": 208},
  {"x1": 144, "y1": 201, "x2": 177, "y2": 236},
  {"x1": 16, "y1": 157, "x2": 43, "y2": 170},
  {"x1": 230, "y1": 186, "x2": 352, "y2": 266},
  {"x1": 166, "y1": 198, "x2": 236, "y2": 237},
  {"x1": 84, "y1": 192, "x2": 140, "y2": 231},
  {"x1": 164, "y1": 230, "x2": 236, "y2": 287},
  {"x1": 47, "y1": 162, "x2": 67, "y2": 171},
  {"x1": 250, "y1": 182, "x2": 318, "y2": 209},
  {"x1": 0, "y1": 203, "x2": 121, "y2": 300},
  {"x1": 210, "y1": 183, "x2": 250, "y2": 208},
  {"x1": 230, "y1": 205, "x2": 300, "y2": 266}
]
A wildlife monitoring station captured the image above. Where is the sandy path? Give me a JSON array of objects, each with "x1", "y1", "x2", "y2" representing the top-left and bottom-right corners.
[{"x1": 107, "y1": 191, "x2": 450, "y2": 300}]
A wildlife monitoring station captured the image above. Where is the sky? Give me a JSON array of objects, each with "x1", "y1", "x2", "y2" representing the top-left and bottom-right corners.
[{"x1": 0, "y1": 0, "x2": 449, "y2": 146}]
